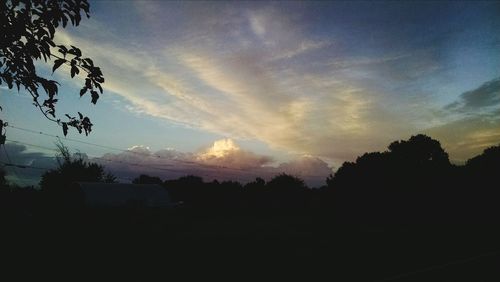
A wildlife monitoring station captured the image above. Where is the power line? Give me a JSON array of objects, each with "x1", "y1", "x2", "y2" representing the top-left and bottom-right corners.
[
  {"x1": 5, "y1": 124, "x2": 244, "y2": 171},
  {"x1": 6, "y1": 139, "x2": 59, "y2": 153},
  {"x1": 0, "y1": 160, "x2": 50, "y2": 170},
  {"x1": 4, "y1": 138, "x2": 236, "y2": 176},
  {"x1": 2, "y1": 144, "x2": 30, "y2": 186},
  {"x1": 4, "y1": 139, "x2": 184, "y2": 173},
  {"x1": 6, "y1": 124, "x2": 129, "y2": 153},
  {"x1": 4, "y1": 124, "x2": 331, "y2": 179}
]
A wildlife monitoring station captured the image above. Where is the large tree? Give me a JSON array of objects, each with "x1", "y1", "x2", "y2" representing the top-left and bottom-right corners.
[{"x1": 1, "y1": 0, "x2": 104, "y2": 136}]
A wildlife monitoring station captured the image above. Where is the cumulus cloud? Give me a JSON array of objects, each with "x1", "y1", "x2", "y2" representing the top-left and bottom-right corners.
[
  {"x1": 91, "y1": 139, "x2": 332, "y2": 187},
  {"x1": 197, "y1": 139, "x2": 273, "y2": 169}
]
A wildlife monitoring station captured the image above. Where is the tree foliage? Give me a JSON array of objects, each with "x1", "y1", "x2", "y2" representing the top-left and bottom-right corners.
[
  {"x1": 40, "y1": 141, "x2": 115, "y2": 193},
  {"x1": 0, "y1": 0, "x2": 104, "y2": 136},
  {"x1": 132, "y1": 174, "x2": 163, "y2": 185}
]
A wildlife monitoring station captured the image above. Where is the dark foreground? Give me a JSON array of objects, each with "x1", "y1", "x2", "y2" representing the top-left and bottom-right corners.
[{"x1": 2, "y1": 207, "x2": 499, "y2": 281}]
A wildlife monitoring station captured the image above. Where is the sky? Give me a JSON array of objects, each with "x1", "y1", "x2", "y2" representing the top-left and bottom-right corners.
[{"x1": 1, "y1": 1, "x2": 499, "y2": 187}]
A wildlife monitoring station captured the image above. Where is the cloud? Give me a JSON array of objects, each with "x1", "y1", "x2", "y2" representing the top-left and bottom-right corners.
[
  {"x1": 46, "y1": 3, "x2": 488, "y2": 166},
  {"x1": 0, "y1": 143, "x2": 56, "y2": 186},
  {"x1": 277, "y1": 155, "x2": 333, "y2": 187},
  {"x1": 91, "y1": 139, "x2": 332, "y2": 187},
  {"x1": 445, "y1": 77, "x2": 500, "y2": 113},
  {"x1": 197, "y1": 139, "x2": 273, "y2": 169},
  {"x1": 422, "y1": 78, "x2": 500, "y2": 162},
  {"x1": 423, "y1": 116, "x2": 500, "y2": 163}
]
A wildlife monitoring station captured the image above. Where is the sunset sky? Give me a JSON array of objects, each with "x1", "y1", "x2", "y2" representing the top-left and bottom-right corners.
[{"x1": 1, "y1": 1, "x2": 499, "y2": 186}]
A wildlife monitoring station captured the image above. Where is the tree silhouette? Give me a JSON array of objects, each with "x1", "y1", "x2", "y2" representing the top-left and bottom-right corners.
[
  {"x1": 463, "y1": 144, "x2": 500, "y2": 219},
  {"x1": 328, "y1": 134, "x2": 454, "y2": 223},
  {"x1": 0, "y1": 0, "x2": 104, "y2": 136},
  {"x1": 267, "y1": 173, "x2": 307, "y2": 192},
  {"x1": 40, "y1": 142, "x2": 115, "y2": 195},
  {"x1": 388, "y1": 134, "x2": 450, "y2": 167},
  {"x1": 132, "y1": 174, "x2": 163, "y2": 185},
  {"x1": 466, "y1": 144, "x2": 500, "y2": 176},
  {"x1": 266, "y1": 173, "x2": 308, "y2": 209}
]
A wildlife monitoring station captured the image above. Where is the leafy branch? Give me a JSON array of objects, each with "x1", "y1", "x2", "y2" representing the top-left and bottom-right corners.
[{"x1": 0, "y1": 0, "x2": 104, "y2": 136}]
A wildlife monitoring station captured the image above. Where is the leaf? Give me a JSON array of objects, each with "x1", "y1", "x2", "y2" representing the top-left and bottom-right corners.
[
  {"x1": 96, "y1": 83, "x2": 103, "y2": 94},
  {"x1": 47, "y1": 24, "x2": 55, "y2": 37},
  {"x1": 90, "y1": 90, "x2": 99, "y2": 104},
  {"x1": 52, "y1": 59, "x2": 65, "y2": 73},
  {"x1": 62, "y1": 15, "x2": 68, "y2": 28},
  {"x1": 70, "y1": 65, "x2": 79, "y2": 78},
  {"x1": 62, "y1": 123, "x2": 68, "y2": 136},
  {"x1": 57, "y1": 45, "x2": 67, "y2": 53},
  {"x1": 78, "y1": 112, "x2": 83, "y2": 119},
  {"x1": 80, "y1": 87, "x2": 87, "y2": 97},
  {"x1": 5, "y1": 75, "x2": 13, "y2": 89},
  {"x1": 83, "y1": 58, "x2": 93, "y2": 67},
  {"x1": 69, "y1": 46, "x2": 82, "y2": 57}
]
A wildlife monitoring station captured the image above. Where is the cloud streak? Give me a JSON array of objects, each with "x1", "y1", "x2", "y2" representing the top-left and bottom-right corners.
[
  {"x1": 423, "y1": 78, "x2": 500, "y2": 162},
  {"x1": 445, "y1": 77, "x2": 500, "y2": 113},
  {"x1": 43, "y1": 2, "x2": 500, "y2": 165}
]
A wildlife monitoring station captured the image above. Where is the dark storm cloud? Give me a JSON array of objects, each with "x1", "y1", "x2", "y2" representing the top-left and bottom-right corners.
[{"x1": 0, "y1": 142, "x2": 57, "y2": 186}]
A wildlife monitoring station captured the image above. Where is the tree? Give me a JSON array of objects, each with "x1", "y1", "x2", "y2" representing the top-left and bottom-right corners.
[
  {"x1": 1, "y1": 0, "x2": 104, "y2": 136},
  {"x1": 267, "y1": 173, "x2": 307, "y2": 192},
  {"x1": 466, "y1": 144, "x2": 500, "y2": 176},
  {"x1": 388, "y1": 134, "x2": 449, "y2": 167},
  {"x1": 325, "y1": 135, "x2": 453, "y2": 221},
  {"x1": 40, "y1": 141, "x2": 115, "y2": 193},
  {"x1": 265, "y1": 173, "x2": 308, "y2": 209},
  {"x1": 132, "y1": 174, "x2": 163, "y2": 185},
  {"x1": 244, "y1": 177, "x2": 266, "y2": 191}
]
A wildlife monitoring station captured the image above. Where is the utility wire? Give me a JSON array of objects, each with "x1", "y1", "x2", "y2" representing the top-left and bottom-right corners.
[
  {"x1": 0, "y1": 160, "x2": 51, "y2": 170},
  {"x1": 5, "y1": 124, "x2": 250, "y2": 171},
  {"x1": 2, "y1": 144, "x2": 32, "y2": 184},
  {"x1": 4, "y1": 124, "x2": 331, "y2": 178},
  {"x1": 3, "y1": 139, "x2": 262, "y2": 178}
]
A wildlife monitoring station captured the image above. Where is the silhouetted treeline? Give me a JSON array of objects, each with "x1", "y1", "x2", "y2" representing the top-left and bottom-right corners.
[
  {"x1": 1, "y1": 134, "x2": 499, "y2": 223},
  {"x1": 2, "y1": 135, "x2": 500, "y2": 280},
  {"x1": 131, "y1": 135, "x2": 499, "y2": 223},
  {"x1": 162, "y1": 174, "x2": 310, "y2": 210},
  {"x1": 326, "y1": 135, "x2": 500, "y2": 223}
]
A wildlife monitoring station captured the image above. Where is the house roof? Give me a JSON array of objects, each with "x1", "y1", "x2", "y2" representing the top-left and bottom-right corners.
[{"x1": 74, "y1": 182, "x2": 171, "y2": 207}]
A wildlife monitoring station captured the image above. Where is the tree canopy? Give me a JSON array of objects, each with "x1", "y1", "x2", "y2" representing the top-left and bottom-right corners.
[{"x1": 0, "y1": 0, "x2": 104, "y2": 136}]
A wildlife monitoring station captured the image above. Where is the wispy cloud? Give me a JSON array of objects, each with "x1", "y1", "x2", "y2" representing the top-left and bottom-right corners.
[
  {"x1": 41, "y1": 2, "x2": 499, "y2": 166},
  {"x1": 445, "y1": 77, "x2": 500, "y2": 113},
  {"x1": 423, "y1": 78, "x2": 500, "y2": 162}
]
